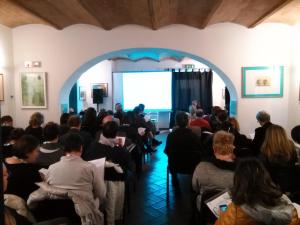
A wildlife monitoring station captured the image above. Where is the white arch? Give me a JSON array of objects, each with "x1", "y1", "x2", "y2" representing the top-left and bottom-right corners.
[{"x1": 59, "y1": 48, "x2": 238, "y2": 116}]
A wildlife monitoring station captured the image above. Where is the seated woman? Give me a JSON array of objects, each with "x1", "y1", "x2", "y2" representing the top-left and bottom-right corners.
[
  {"x1": 25, "y1": 112, "x2": 44, "y2": 143},
  {"x1": 215, "y1": 158, "x2": 300, "y2": 225},
  {"x1": 5, "y1": 135, "x2": 42, "y2": 201},
  {"x1": 3, "y1": 164, "x2": 35, "y2": 225},
  {"x1": 261, "y1": 124, "x2": 297, "y2": 166},
  {"x1": 192, "y1": 130, "x2": 236, "y2": 193},
  {"x1": 260, "y1": 125, "x2": 299, "y2": 192}
]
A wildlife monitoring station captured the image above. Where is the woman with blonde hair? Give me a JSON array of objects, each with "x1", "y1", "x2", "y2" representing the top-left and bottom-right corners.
[
  {"x1": 260, "y1": 124, "x2": 297, "y2": 166},
  {"x1": 193, "y1": 130, "x2": 236, "y2": 193}
]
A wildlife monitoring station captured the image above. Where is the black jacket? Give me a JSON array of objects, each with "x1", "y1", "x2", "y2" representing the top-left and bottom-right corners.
[
  {"x1": 251, "y1": 122, "x2": 273, "y2": 156},
  {"x1": 83, "y1": 142, "x2": 131, "y2": 181}
]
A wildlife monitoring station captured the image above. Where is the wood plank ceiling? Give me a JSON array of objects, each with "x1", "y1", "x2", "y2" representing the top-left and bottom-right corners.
[{"x1": 0, "y1": 0, "x2": 298, "y2": 30}]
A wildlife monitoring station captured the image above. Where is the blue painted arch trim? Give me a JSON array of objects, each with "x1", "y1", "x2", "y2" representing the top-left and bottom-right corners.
[{"x1": 59, "y1": 48, "x2": 238, "y2": 116}]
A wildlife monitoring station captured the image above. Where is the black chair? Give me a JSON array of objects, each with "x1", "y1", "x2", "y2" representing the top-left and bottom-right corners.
[
  {"x1": 193, "y1": 189, "x2": 223, "y2": 225},
  {"x1": 166, "y1": 151, "x2": 201, "y2": 201},
  {"x1": 31, "y1": 199, "x2": 81, "y2": 225},
  {"x1": 268, "y1": 165, "x2": 300, "y2": 203}
]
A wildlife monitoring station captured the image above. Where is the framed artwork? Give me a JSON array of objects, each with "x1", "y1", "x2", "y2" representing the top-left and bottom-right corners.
[
  {"x1": 21, "y1": 72, "x2": 47, "y2": 108},
  {"x1": 242, "y1": 66, "x2": 284, "y2": 98},
  {"x1": 79, "y1": 87, "x2": 86, "y2": 101},
  {"x1": 0, "y1": 74, "x2": 4, "y2": 101},
  {"x1": 91, "y1": 83, "x2": 108, "y2": 97}
]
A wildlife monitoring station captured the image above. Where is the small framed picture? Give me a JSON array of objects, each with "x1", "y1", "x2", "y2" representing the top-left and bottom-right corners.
[
  {"x1": 242, "y1": 66, "x2": 283, "y2": 98},
  {"x1": 21, "y1": 72, "x2": 47, "y2": 108},
  {"x1": 91, "y1": 83, "x2": 108, "y2": 97},
  {"x1": 79, "y1": 87, "x2": 86, "y2": 101}
]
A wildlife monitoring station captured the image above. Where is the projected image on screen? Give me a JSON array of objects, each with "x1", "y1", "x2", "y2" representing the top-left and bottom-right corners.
[{"x1": 122, "y1": 72, "x2": 172, "y2": 111}]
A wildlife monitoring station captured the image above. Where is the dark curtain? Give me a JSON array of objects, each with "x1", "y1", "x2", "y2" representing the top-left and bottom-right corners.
[{"x1": 170, "y1": 70, "x2": 213, "y2": 127}]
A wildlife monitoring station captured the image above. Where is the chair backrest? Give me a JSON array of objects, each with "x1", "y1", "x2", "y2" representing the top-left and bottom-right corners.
[
  {"x1": 32, "y1": 199, "x2": 80, "y2": 224},
  {"x1": 168, "y1": 150, "x2": 201, "y2": 174}
]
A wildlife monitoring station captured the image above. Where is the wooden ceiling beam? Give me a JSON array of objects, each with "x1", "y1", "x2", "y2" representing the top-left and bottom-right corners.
[
  {"x1": 200, "y1": 0, "x2": 224, "y2": 29},
  {"x1": 11, "y1": 0, "x2": 63, "y2": 29},
  {"x1": 77, "y1": 0, "x2": 113, "y2": 30},
  {"x1": 249, "y1": 0, "x2": 294, "y2": 28},
  {"x1": 148, "y1": 0, "x2": 159, "y2": 30}
]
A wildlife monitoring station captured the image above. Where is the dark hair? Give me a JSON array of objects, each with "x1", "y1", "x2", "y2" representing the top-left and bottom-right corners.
[
  {"x1": 8, "y1": 128, "x2": 25, "y2": 142},
  {"x1": 291, "y1": 125, "x2": 300, "y2": 144},
  {"x1": 1, "y1": 115, "x2": 13, "y2": 125},
  {"x1": 43, "y1": 122, "x2": 59, "y2": 141},
  {"x1": 176, "y1": 111, "x2": 189, "y2": 128},
  {"x1": 195, "y1": 109, "x2": 204, "y2": 118},
  {"x1": 138, "y1": 104, "x2": 145, "y2": 111},
  {"x1": 29, "y1": 112, "x2": 44, "y2": 126},
  {"x1": 60, "y1": 113, "x2": 70, "y2": 125},
  {"x1": 14, "y1": 135, "x2": 39, "y2": 159},
  {"x1": 97, "y1": 109, "x2": 108, "y2": 124},
  {"x1": 82, "y1": 107, "x2": 97, "y2": 127},
  {"x1": 67, "y1": 115, "x2": 81, "y2": 128},
  {"x1": 102, "y1": 121, "x2": 118, "y2": 138},
  {"x1": 63, "y1": 133, "x2": 83, "y2": 153},
  {"x1": 133, "y1": 106, "x2": 141, "y2": 114},
  {"x1": 107, "y1": 110, "x2": 114, "y2": 116},
  {"x1": 123, "y1": 111, "x2": 134, "y2": 125},
  {"x1": 217, "y1": 110, "x2": 228, "y2": 123},
  {"x1": 231, "y1": 158, "x2": 282, "y2": 207}
]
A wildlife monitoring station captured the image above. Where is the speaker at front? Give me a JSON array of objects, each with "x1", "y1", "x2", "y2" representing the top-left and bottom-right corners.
[{"x1": 92, "y1": 88, "x2": 103, "y2": 104}]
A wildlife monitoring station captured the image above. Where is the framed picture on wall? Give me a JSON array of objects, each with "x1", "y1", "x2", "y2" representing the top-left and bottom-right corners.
[
  {"x1": 79, "y1": 86, "x2": 86, "y2": 101},
  {"x1": 242, "y1": 66, "x2": 283, "y2": 98},
  {"x1": 21, "y1": 72, "x2": 47, "y2": 108},
  {"x1": 0, "y1": 74, "x2": 4, "y2": 101},
  {"x1": 91, "y1": 83, "x2": 108, "y2": 97}
]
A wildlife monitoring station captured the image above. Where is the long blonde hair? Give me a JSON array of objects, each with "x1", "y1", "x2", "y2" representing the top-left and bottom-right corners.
[{"x1": 261, "y1": 125, "x2": 295, "y2": 163}]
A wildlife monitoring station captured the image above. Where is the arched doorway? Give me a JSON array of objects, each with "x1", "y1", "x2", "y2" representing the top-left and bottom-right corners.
[{"x1": 59, "y1": 48, "x2": 238, "y2": 116}]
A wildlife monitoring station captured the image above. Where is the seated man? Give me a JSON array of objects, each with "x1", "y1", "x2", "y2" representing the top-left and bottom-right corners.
[
  {"x1": 164, "y1": 112, "x2": 202, "y2": 182},
  {"x1": 251, "y1": 110, "x2": 272, "y2": 156},
  {"x1": 36, "y1": 122, "x2": 64, "y2": 168},
  {"x1": 60, "y1": 115, "x2": 93, "y2": 155},
  {"x1": 46, "y1": 133, "x2": 106, "y2": 200},
  {"x1": 83, "y1": 121, "x2": 131, "y2": 181},
  {"x1": 30, "y1": 133, "x2": 106, "y2": 225},
  {"x1": 189, "y1": 109, "x2": 211, "y2": 131},
  {"x1": 192, "y1": 130, "x2": 236, "y2": 193}
]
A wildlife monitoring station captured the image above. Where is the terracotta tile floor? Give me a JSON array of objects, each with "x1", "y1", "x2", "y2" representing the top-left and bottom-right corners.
[{"x1": 124, "y1": 134, "x2": 194, "y2": 225}]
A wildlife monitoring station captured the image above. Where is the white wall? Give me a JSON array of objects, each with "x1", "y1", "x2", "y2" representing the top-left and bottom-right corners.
[
  {"x1": 288, "y1": 24, "x2": 300, "y2": 133},
  {"x1": 77, "y1": 60, "x2": 112, "y2": 112},
  {"x1": 0, "y1": 24, "x2": 15, "y2": 119},
  {"x1": 10, "y1": 23, "x2": 295, "y2": 134}
]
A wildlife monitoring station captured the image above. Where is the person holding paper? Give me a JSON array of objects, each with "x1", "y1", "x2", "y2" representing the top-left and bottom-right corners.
[
  {"x1": 215, "y1": 158, "x2": 300, "y2": 225},
  {"x1": 45, "y1": 133, "x2": 106, "y2": 201}
]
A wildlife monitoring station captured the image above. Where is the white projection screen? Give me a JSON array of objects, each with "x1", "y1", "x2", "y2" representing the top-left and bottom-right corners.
[{"x1": 113, "y1": 71, "x2": 172, "y2": 112}]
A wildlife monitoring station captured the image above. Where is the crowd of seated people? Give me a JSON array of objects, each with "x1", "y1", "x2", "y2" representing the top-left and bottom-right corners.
[
  {"x1": 165, "y1": 100, "x2": 300, "y2": 224},
  {"x1": 0, "y1": 102, "x2": 163, "y2": 225},
  {"x1": 2, "y1": 101, "x2": 300, "y2": 225}
]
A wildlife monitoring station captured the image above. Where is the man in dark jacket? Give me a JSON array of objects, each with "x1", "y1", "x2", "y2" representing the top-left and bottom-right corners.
[
  {"x1": 164, "y1": 112, "x2": 202, "y2": 184},
  {"x1": 251, "y1": 111, "x2": 272, "y2": 156}
]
